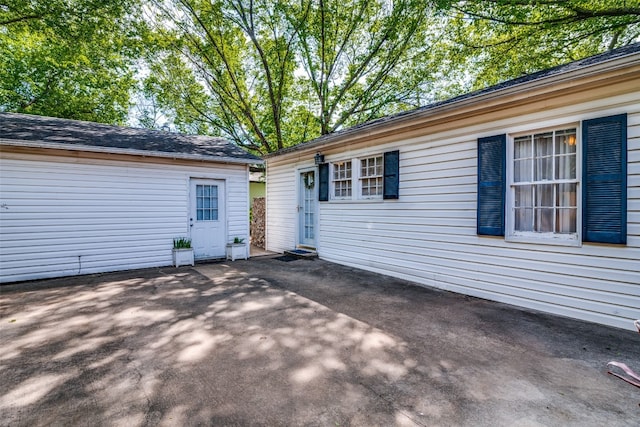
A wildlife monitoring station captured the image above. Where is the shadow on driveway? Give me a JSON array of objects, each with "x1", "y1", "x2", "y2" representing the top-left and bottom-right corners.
[{"x1": 1, "y1": 256, "x2": 639, "y2": 426}]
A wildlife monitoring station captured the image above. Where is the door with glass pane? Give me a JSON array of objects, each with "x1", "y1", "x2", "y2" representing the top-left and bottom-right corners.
[
  {"x1": 298, "y1": 170, "x2": 317, "y2": 248},
  {"x1": 190, "y1": 179, "x2": 226, "y2": 259}
]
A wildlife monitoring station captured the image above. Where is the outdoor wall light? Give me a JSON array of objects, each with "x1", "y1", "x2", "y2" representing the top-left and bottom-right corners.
[{"x1": 314, "y1": 152, "x2": 325, "y2": 165}]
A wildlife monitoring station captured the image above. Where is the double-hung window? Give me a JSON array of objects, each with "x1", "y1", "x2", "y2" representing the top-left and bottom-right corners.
[
  {"x1": 332, "y1": 160, "x2": 352, "y2": 198},
  {"x1": 320, "y1": 151, "x2": 400, "y2": 201},
  {"x1": 360, "y1": 155, "x2": 383, "y2": 198},
  {"x1": 511, "y1": 128, "x2": 578, "y2": 242},
  {"x1": 477, "y1": 113, "x2": 627, "y2": 246}
]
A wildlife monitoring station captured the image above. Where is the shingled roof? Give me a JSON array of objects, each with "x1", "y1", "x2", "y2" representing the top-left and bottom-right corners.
[
  {"x1": 267, "y1": 42, "x2": 640, "y2": 157},
  {"x1": 0, "y1": 113, "x2": 261, "y2": 164}
]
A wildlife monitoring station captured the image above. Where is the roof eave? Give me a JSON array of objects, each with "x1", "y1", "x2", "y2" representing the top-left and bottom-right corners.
[{"x1": 0, "y1": 139, "x2": 263, "y2": 165}]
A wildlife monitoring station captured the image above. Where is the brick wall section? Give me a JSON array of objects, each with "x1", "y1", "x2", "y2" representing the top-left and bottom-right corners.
[{"x1": 251, "y1": 197, "x2": 265, "y2": 249}]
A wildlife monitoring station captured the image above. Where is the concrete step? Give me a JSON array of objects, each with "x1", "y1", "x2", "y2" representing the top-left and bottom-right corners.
[{"x1": 284, "y1": 248, "x2": 318, "y2": 259}]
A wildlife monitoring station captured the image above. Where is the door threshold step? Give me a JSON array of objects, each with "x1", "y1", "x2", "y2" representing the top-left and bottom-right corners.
[{"x1": 284, "y1": 248, "x2": 318, "y2": 258}]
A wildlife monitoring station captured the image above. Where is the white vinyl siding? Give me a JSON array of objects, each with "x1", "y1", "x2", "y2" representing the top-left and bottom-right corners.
[
  {"x1": 266, "y1": 90, "x2": 640, "y2": 331},
  {"x1": 265, "y1": 165, "x2": 297, "y2": 251},
  {"x1": 0, "y1": 153, "x2": 249, "y2": 283}
]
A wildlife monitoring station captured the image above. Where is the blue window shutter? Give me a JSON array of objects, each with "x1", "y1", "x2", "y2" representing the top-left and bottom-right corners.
[
  {"x1": 477, "y1": 134, "x2": 506, "y2": 236},
  {"x1": 383, "y1": 150, "x2": 400, "y2": 199},
  {"x1": 582, "y1": 114, "x2": 627, "y2": 244},
  {"x1": 318, "y1": 163, "x2": 329, "y2": 202}
]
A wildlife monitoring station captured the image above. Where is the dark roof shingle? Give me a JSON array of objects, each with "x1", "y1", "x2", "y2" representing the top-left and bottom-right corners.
[{"x1": 0, "y1": 113, "x2": 260, "y2": 163}]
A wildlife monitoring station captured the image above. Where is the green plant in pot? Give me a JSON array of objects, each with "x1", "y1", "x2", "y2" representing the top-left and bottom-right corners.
[
  {"x1": 226, "y1": 236, "x2": 247, "y2": 261},
  {"x1": 172, "y1": 237, "x2": 194, "y2": 267},
  {"x1": 173, "y1": 237, "x2": 192, "y2": 249}
]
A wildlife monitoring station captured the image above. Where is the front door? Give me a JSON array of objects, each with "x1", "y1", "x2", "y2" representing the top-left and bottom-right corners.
[
  {"x1": 190, "y1": 179, "x2": 226, "y2": 259},
  {"x1": 298, "y1": 170, "x2": 317, "y2": 248}
]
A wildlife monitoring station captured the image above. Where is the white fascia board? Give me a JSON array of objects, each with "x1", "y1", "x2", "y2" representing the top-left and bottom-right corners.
[{"x1": 0, "y1": 139, "x2": 264, "y2": 165}]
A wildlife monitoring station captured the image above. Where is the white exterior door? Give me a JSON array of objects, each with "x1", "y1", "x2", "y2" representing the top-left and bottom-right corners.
[
  {"x1": 190, "y1": 179, "x2": 226, "y2": 259},
  {"x1": 298, "y1": 170, "x2": 317, "y2": 248}
]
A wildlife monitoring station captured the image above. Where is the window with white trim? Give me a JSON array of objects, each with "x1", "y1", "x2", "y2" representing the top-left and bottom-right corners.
[
  {"x1": 509, "y1": 128, "x2": 578, "y2": 241},
  {"x1": 196, "y1": 184, "x2": 219, "y2": 221},
  {"x1": 320, "y1": 151, "x2": 399, "y2": 201},
  {"x1": 332, "y1": 160, "x2": 352, "y2": 198},
  {"x1": 360, "y1": 155, "x2": 383, "y2": 197},
  {"x1": 478, "y1": 114, "x2": 626, "y2": 245}
]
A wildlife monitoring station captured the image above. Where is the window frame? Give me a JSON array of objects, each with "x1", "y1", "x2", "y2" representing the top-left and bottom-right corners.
[
  {"x1": 330, "y1": 160, "x2": 353, "y2": 200},
  {"x1": 195, "y1": 184, "x2": 219, "y2": 222},
  {"x1": 328, "y1": 149, "x2": 400, "y2": 202},
  {"x1": 505, "y1": 124, "x2": 582, "y2": 246},
  {"x1": 358, "y1": 155, "x2": 384, "y2": 199}
]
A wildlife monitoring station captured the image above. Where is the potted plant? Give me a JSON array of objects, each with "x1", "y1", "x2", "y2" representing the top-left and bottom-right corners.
[
  {"x1": 226, "y1": 237, "x2": 247, "y2": 261},
  {"x1": 172, "y1": 237, "x2": 194, "y2": 267}
]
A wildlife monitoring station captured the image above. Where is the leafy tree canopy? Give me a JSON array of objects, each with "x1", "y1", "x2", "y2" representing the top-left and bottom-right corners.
[
  {"x1": 142, "y1": 0, "x2": 639, "y2": 153},
  {"x1": 0, "y1": 0, "x2": 144, "y2": 124},
  {"x1": 1, "y1": 1, "x2": 638, "y2": 152},
  {"x1": 143, "y1": 0, "x2": 444, "y2": 153},
  {"x1": 434, "y1": 0, "x2": 640, "y2": 89}
]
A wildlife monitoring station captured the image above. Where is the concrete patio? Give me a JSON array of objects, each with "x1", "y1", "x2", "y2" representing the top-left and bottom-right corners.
[{"x1": 1, "y1": 255, "x2": 638, "y2": 426}]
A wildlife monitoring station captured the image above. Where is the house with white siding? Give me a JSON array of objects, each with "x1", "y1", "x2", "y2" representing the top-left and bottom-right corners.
[
  {"x1": 264, "y1": 44, "x2": 640, "y2": 331},
  {"x1": 0, "y1": 113, "x2": 260, "y2": 283}
]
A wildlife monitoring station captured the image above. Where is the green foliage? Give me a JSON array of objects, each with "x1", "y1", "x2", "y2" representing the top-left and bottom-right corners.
[
  {"x1": 143, "y1": 0, "x2": 441, "y2": 153},
  {"x1": 143, "y1": 0, "x2": 639, "y2": 154},
  {"x1": 435, "y1": 1, "x2": 640, "y2": 90},
  {"x1": 173, "y1": 237, "x2": 192, "y2": 249},
  {"x1": 0, "y1": 0, "x2": 144, "y2": 124},
  {"x1": 3, "y1": 0, "x2": 636, "y2": 151},
  {"x1": 294, "y1": 0, "x2": 433, "y2": 134},
  {"x1": 233, "y1": 237, "x2": 245, "y2": 244}
]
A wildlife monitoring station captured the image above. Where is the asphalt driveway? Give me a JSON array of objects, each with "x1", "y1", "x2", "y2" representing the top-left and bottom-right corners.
[{"x1": 1, "y1": 256, "x2": 639, "y2": 426}]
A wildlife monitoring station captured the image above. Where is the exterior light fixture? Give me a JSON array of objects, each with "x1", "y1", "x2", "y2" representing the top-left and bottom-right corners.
[{"x1": 314, "y1": 152, "x2": 325, "y2": 165}]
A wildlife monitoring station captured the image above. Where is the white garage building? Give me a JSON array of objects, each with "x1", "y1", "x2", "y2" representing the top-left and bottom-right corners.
[{"x1": 0, "y1": 113, "x2": 260, "y2": 283}]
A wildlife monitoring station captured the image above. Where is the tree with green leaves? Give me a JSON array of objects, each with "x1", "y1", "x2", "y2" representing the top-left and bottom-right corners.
[
  {"x1": 294, "y1": 0, "x2": 432, "y2": 135},
  {"x1": 435, "y1": 0, "x2": 640, "y2": 89},
  {"x1": 144, "y1": 0, "x2": 438, "y2": 154},
  {"x1": 0, "y1": 0, "x2": 143, "y2": 124},
  {"x1": 4, "y1": 0, "x2": 635, "y2": 152}
]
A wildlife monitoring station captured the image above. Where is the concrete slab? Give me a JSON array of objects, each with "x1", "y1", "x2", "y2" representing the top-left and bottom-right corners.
[
  {"x1": 249, "y1": 245, "x2": 275, "y2": 257},
  {"x1": 1, "y1": 256, "x2": 638, "y2": 426}
]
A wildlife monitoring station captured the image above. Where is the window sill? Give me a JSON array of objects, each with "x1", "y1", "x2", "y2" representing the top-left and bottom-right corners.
[
  {"x1": 327, "y1": 197, "x2": 384, "y2": 203},
  {"x1": 506, "y1": 234, "x2": 582, "y2": 247}
]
